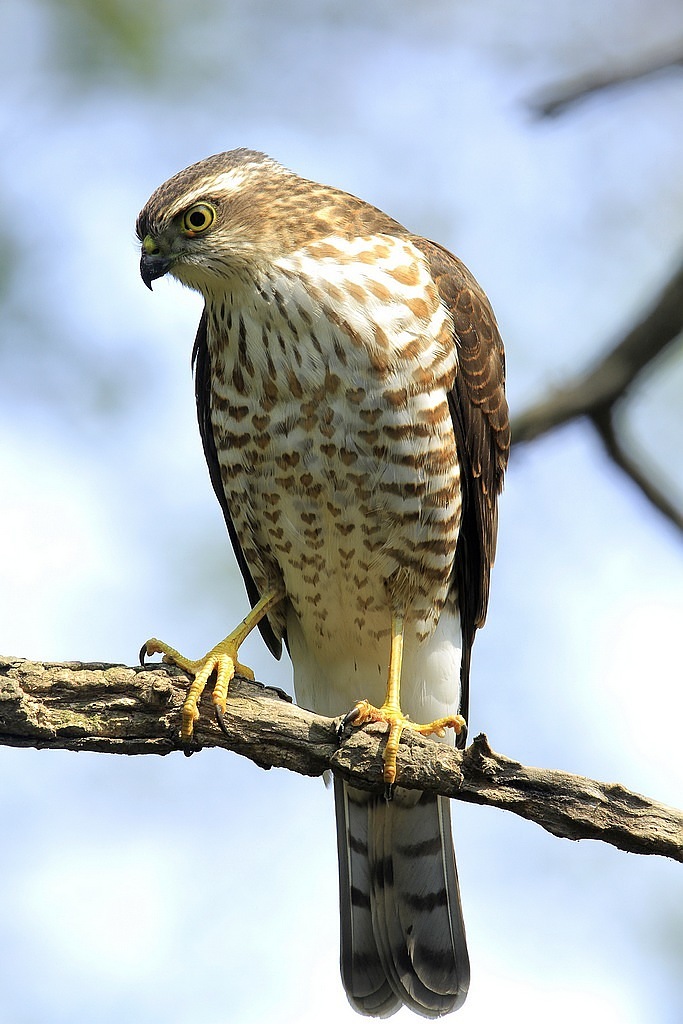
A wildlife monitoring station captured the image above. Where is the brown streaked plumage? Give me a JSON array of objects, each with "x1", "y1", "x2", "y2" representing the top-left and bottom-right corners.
[{"x1": 137, "y1": 149, "x2": 509, "y2": 1018}]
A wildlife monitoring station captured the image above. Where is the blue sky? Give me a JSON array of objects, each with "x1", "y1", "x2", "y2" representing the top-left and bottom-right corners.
[{"x1": 1, "y1": 2, "x2": 682, "y2": 1022}]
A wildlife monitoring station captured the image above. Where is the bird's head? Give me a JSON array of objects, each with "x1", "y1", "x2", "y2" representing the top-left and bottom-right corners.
[
  {"x1": 137, "y1": 149, "x2": 405, "y2": 299},
  {"x1": 136, "y1": 149, "x2": 303, "y2": 297}
]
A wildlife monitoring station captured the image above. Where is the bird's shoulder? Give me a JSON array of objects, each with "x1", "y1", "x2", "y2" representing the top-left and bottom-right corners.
[
  {"x1": 409, "y1": 236, "x2": 510, "y2": 636},
  {"x1": 410, "y1": 235, "x2": 510, "y2": 478}
]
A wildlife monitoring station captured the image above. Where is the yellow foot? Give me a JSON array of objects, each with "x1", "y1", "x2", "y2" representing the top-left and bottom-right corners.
[
  {"x1": 140, "y1": 637, "x2": 255, "y2": 743},
  {"x1": 140, "y1": 588, "x2": 284, "y2": 745},
  {"x1": 344, "y1": 699, "x2": 466, "y2": 786}
]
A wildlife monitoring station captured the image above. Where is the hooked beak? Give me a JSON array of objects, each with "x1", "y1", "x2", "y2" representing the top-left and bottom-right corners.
[{"x1": 140, "y1": 251, "x2": 172, "y2": 291}]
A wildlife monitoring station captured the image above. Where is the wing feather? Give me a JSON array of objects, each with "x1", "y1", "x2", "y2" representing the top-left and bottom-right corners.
[
  {"x1": 192, "y1": 309, "x2": 282, "y2": 658},
  {"x1": 411, "y1": 238, "x2": 510, "y2": 740}
]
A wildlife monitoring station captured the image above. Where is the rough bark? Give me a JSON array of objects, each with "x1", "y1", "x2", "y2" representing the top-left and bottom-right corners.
[{"x1": 1, "y1": 655, "x2": 681, "y2": 863}]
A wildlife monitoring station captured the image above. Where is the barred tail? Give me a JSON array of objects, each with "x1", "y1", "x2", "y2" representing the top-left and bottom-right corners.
[{"x1": 335, "y1": 779, "x2": 470, "y2": 1018}]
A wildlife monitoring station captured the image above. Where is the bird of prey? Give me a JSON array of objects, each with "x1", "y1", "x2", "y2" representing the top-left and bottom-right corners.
[{"x1": 137, "y1": 149, "x2": 509, "y2": 1018}]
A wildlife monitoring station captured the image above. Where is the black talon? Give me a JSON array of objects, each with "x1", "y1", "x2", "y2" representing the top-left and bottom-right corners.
[
  {"x1": 182, "y1": 739, "x2": 202, "y2": 757},
  {"x1": 337, "y1": 711, "x2": 353, "y2": 741},
  {"x1": 139, "y1": 643, "x2": 149, "y2": 666},
  {"x1": 215, "y1": 704, "x2": 230, "y2": 737},
  {"x1": 384, "y1": 782, "x2": 395, "y2": 803},
  {"x1": 340, "y1": 706, "x2": 361, "y2": 733},
  {"x1": 182, "y1": 731, "x2": 203, "y2": 757}
]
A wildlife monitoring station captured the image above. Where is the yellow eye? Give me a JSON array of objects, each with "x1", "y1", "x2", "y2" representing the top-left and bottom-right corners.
[{"x1": 181, "y1": 203, "x2": 215, "y2": 234}]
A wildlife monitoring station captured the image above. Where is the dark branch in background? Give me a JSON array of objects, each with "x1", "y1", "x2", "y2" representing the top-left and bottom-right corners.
[
  {"x1": 530, "y1": 49, "x2": 683, "y2": 118},
  {"x1": 512, "y1": 259, "x2": 683, "y2": 436},
  {"x1": 511, "y1": 255, "x2": 683, "y2": 534},
  {"x1": 592, "y1": 408, "x2": 683, "y2": 533},
  {"x1": 516, "y1": 48, "x2": 683, "y2": 533},
  {"x1": 1, "y1": 656, "x2": 682, "y2": 863}
]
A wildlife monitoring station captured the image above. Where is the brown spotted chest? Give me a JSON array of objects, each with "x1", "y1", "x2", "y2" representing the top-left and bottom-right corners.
[{"x1": 205, "y1": 234, "x2": 463, "y2": 662}]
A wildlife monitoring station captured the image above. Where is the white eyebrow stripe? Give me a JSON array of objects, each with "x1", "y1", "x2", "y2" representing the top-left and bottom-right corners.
[
  {"x1": 198, "y1": 168, "x2": 249, "y2": 194},
  {"x1": 165, "y1": 169, "x2": 250, "y2": 219}
]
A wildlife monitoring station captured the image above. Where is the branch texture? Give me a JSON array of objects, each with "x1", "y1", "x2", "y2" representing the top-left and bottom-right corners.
[{"x1": 1, "y1": 656, "x2": 681, "y2": 863}]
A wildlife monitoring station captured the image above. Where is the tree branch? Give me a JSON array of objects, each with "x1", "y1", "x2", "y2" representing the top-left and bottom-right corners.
[
  {"x1": 529, "y1": 49, "x2": 683, "y2": 118},
  {"x1": 591, "y1": 406, "x2": 683, "y2": 533},
  {"x1": 512, "y1": 259, "x2": 683, "y2": 444},
  {"x1": 511, "y1": 257, "x2": 683, "y2": 533},
  {"x1": 2, "y1": 655, "x2": 681, "y2": 863}
]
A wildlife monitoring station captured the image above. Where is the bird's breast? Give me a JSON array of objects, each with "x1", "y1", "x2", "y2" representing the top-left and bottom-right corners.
[{"x1": 206, "y1": 239, "x2": 463, "y2": 652}]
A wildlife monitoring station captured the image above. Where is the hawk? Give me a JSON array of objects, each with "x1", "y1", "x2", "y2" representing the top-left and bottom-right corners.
[{"x1": 136, "y1": 150, "x2": 509, "y2": 1018}]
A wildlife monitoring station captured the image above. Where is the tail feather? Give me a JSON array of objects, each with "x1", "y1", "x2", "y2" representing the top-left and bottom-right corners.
[
  {"x1": 335, "y1": 779, "x2": 469, "y2": 1018},
  {"x1": 336, "y1": 783, "x2": 399, "y2": 1017}
]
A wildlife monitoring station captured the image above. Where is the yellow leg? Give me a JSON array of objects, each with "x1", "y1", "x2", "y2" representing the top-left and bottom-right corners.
[
  {"x1": 140, "y1": 588, "x2": 284, "y2": 742},
  {"x1": 346, "y1": 613, "x2": 466, "y2": 785}
]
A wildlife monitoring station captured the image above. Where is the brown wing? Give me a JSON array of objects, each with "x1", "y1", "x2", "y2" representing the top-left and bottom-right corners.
[
  {"x1": 412, "y1": 238, "x2": 510, "y2": 741},
  {"x1": 192, "y1": 309, "x2": 283, "y2": 659}
]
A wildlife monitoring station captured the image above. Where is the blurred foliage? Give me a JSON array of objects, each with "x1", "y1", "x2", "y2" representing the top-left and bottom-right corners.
[{"x1": 38, "y1": 0, "x2": 178, "y2": 84}]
